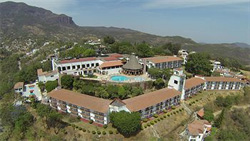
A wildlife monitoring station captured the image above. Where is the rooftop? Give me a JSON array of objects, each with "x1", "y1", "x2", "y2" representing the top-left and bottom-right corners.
[
  {"x1": 123, "y1": 88, "x2": 181, "y2": 112},
  {"x1": 59, "y1": 57, "x2": 97, "y2": 64},
  {"x1": 122, "y1": 54, "x2": 142, "y2": 70},
  {"x1": 204, "y1": 77, "x2": 243, "y2": 83},
  {"x1": 37, "y1": 69, "x2": 58, "y2": 77},
  {"x1": 14, "y1": 82, "x2": 24, "y2": 89},
  {"x1": 144, "y1": 56, "x2": 182, "y2": 64},
  {"x1": 188, "y1": 120, "x2": 210, "y2": 136},
  {"x1": 185, "y1": 77, "x2": 206, "y2": 90},
  {"x1": 99, "y1": 60, "x2": 123, "y2": 69},
  {"x1": 48, "y1": 89, "x2": 112, "y2": 113}
]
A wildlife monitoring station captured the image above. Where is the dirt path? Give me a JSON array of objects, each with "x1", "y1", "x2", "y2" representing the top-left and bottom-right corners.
[{"x1": 213, "y1": 104, "x2": 250, "y2": 117}]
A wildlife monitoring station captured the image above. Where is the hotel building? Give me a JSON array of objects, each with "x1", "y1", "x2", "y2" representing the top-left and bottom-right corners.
[{"x1": 142, "y1": 56, "x2": 183, "y2": 69}]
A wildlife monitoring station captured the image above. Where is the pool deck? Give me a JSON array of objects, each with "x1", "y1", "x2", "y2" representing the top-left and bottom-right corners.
[
  {"x1": 95, "y1": 73, "x2": 152, "y2": 83},
  {"x1": 22, "y1": 82, "x2": 42, "y2": 101}
]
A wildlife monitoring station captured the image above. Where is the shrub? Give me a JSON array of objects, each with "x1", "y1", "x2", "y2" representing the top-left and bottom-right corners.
[
  {"x1": 153, "y1": 114, "x2": 158, "y2": 118},
  {"x1": 147, "y1": 123, "x2": 151, "y2": 126},
  {"x1": 72, "y1": 124, "x2": 75, "y2": 128},
  {"x1": 196, "y1": 99, "x2": 198, "y2": 102},
  {"x1": 150, "y1": 121, "x2": 154, "y2": 125},
  {"x1": 144, "y1": 125, "x2": 147, "y2": 128},
  {"x1": 87, "y1": 130, "x2": 90, "y2": 133},
  {"x1": 163, "y1": 115, "x2": 166, "y2": 118},
  {"x1": 160, "y1": 117, "x2": 164, "y2": 120},
  {"x1": 102, "y1": 131, "x2": 106, "y2": 135},
  {"x1": 103, "y1": 124, "x2": 108, "y2": 129},
  {"x1": 163, "y1": 109, "x2": 167, "y2": 113},
  {"x1": 173, "y1": 112, "x2": 176, "y2": 114},
  {"x1": 75, "y1": 126, "x2": 79, "y2": 129},
  {"x1": 89, "y1": 120, "x2": 93, "y2": 124},
  {"x1": 61, "y1": 129, "x2": 67, "y2": 134},
  {"x1": 154, "y1": 120, "x2": 157, "y2": 123},
  {"x1": 116, "y1": 130, "x2": 119, "y2": 134},
  {"x1": 176, "y1": 110, "x2": 179, "y2": 113},
  {"x1": 171, "y1": 106, "x2": 176, "y2": 110},
  {"x1": 109, "y1": 130, "x2": 113, "y2": 134},
  {"x1": 97, "y1": 131, "x2": 101, "y2": 135},
  {"x1": 157, "y1": 118, "x2": 160, "y2": 121},
  {"x1": 179, "y1": 109, "x2": 182, "y2": 112},
  {"x1": 189, "y1": 103, "x2": 192, "y2": 106},
  {"x1": 142, "y1": 118, "x2": 148, "y2": 122},
  {"x1": 82, "y1": 129, "x2": 86, "y2": 132},
  {"x1": 79, "y1": 127, "x2": 82, "y2": 130},
  {"x1": 92, "y1": 131, "x2": 96, "y2": 134},
  {"x1": 167, "y1": 114, "x2": 170, "y2": 117}
]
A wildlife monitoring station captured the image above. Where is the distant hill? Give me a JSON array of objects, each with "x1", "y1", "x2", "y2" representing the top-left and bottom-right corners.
[
  {"x1": 231, "y1": 42, "x2": 250, "y2": 48},
  {"x1": 0, "y1": 1, "x2": 249, "y2": 65}
]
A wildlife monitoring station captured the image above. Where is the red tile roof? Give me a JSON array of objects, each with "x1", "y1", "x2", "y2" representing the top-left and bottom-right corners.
[
  {"x1": 144, "y1": 56, "x2": 183, "y2": 64},
  {"x1": 14, "y1": 82, "x2": 24, "y2": 89},
  {"x1": 109, "y1": 53, "x2": 123, "y2": 58},
  {"x1": 205, "y1": 77, "x2": 243, "y2": 83},
  {"x1": 99, "y1": 61, "x2": 123, "y2": 69},
  {"x1": 185, "y1": 77, "x2": 206, "y2": 90},
  {"x1": 123, "y1": 88, "x2": 181, "y2": 112},
  {"x1": 48, "y1": 89, "x2": 112, "y2": 113},
  {"x1": 188, "y1": 120, "x2": 210, "y2": 135},
  {"x1": 59, "y1": 57, "x2": 97, "y2": 64},
  {"x1": 197, "y1": 108, "x2": 204, "y2": 118},
  {"x1": 102, "y1": 57, "x2": 119, "y2": 61}
]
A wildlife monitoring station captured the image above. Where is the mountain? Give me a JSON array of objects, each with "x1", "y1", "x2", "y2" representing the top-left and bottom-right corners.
[
  {"x1": 231, "y1": 42, "x2": 250, "y2": 48},
  {"x1": 0, "y1": 1, "x2": 250, "y2": 65}
]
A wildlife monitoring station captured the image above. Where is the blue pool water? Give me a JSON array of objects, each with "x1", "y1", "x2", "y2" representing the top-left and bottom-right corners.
[
  {"x1": 29, "y1": 86, "x2": 35, "y2": 89},
  {"x1": 111, "y1": 76, "x2": 129, "y2": 82}
]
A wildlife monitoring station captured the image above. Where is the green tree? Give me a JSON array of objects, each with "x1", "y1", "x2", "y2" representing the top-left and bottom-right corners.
[
  {"x1": 61, "y1": 75, "x2": 74, "y2": 89},
  {"x1": 203, "y1": 109, "x2": 214, "y2": 122},
  {"x1": 136, "y1": 43, "x2": 154, "y2": 57},
  {"x1": 118, "y1": 86, "x2": 126, "y2": 99},
  {"x1": 103, "y1": 36, "x2": 115, "y2": 44},
  {"x1": 214, "y1": 109, "x2": 225, "y2": 128},
  {"x1": 154, "y1": 78, "x2": 165, "y2": 89},
  {"x1": 110, "y1": 111, "x2": 141, "y2": 136},
  {"x1": 185, "y1": 53, "x2": 212, "y2": 76},
  {"x1": 45, "y1": 80, "x2": 58, "y2": 92}
]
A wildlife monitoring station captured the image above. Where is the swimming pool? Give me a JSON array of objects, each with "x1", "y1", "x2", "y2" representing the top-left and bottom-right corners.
[{"x1": 110, "y1": 75, "x2": 129, "y2": 82}]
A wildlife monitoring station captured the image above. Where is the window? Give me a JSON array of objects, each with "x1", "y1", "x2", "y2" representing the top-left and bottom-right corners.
[{"x1": 174, "y1": 80, "x2": 178, "y2": 84}]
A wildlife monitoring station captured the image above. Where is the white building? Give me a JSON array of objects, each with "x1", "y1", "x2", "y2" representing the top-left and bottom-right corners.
[
  {"x1": 186, "y1": 120, "x2": 212, "y2": 141},
  {"x1": 141, "y1": 56, "x2": 183, "y2": 70},
  {"x1": 52, "y1": 54, "x2": 125, "y2": 76},
  {"x1": 210, "y1": 60, "x2": 223, "y2": 72},
  {"x1": 97, "y1": 60, "x2": 123, "y2": 75},
  {"x1": 205, "y1": 77, "x2": 244, "y2": 90},
  {"x1": 37, "y1": 69, "x2": 59, "y2": 83},
  {"x1": 178, "y1": 49, "x2": 189, "y2": 64},
  {"x1": 168, "y1": 68, "x2": 186, "y2": 100},
  {"x1": 14, "y1": 82, "x2": 24, "y2": 94}
]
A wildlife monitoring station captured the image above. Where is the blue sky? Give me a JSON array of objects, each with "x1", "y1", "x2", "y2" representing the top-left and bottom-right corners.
[{"x1": 1, "y1": 0, "x2": 250, "y2": 44}]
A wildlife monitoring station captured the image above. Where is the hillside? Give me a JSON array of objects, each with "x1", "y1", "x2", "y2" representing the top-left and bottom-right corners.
[{"x1": 0, "y1": 1, "x2": 249, "y2": 65}]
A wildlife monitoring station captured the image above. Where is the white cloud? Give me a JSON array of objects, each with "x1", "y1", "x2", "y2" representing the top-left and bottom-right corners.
[
  {"x1": 0, "y1": 0, "x2": 77, "y2": 14},
  {"x1": 143, "y1": 0, "x2": 250, "y2": 9}
]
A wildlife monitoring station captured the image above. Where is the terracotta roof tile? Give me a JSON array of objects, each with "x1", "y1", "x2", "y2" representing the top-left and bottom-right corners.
[
  {"x1": 197, "y1": 108, "x2": 204, "y2": 118},
  {"x1": 48, "y1": 89, "x2": 112, "y2": 113},
  {"x1": 59, "y1": 57, "x2": 97, "y2": 64},
  {"x1": 185, "y1": 77, "x2": 206, "y2": 90},
  {"x1": 144, "y1": 56, "x2": 183, "y2": 64},
  {"x1": 14, "y1": 82, "x2": 24, "y2": 89},
  {"x1": 188, "y1": 120, "x2": 210, "y2": 135},
  {"x1": 123, "y1": 88, "x2": 181, "y2": 112},
  {"x1": 205, "y1": 77, "x2": 243, "y2": 83},
  {"x1": 99, "y1": 61, "x2": 123, "y2": 69}
]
